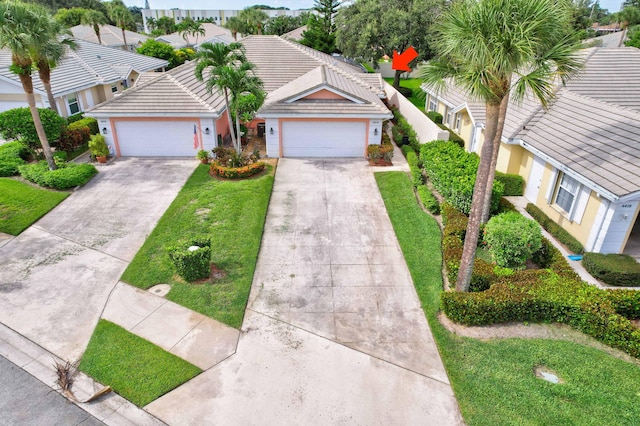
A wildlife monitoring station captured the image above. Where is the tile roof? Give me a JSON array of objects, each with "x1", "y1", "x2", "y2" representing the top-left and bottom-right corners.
[
  {"x1": 70, "y1": 24, "x2": 149, "y2": 47},
  {"x1": 0, "y1": 39, "x2": 167, "y2": 97},
  {"x1": 155, "y1": 23, "x2": 237, "y2": 49},
  {"x1": 281, "y1": 25, "x2": 306, "y2": 41}
]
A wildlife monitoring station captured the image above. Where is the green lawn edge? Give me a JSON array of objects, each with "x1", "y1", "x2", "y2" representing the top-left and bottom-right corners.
[
  {"x1": 383, "y1": 77, "x2": 425, "y2": 110},
  {"x1": 121, "y1": 164, "x2": 274, "y2": 328},
  {"x1": 0, "y1": 178, "x2": 69, "y2": 235},
  {"x1": 375, "y1": 171, "x2": 640, "y2": 426},
  {"x1": 79, "y1": 320, "x2": 201, "y2": 407}
]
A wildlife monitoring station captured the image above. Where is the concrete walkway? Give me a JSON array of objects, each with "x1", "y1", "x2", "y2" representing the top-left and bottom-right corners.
[{"x1": 145, "y1": 159, "x2": 463, "y2": 425}]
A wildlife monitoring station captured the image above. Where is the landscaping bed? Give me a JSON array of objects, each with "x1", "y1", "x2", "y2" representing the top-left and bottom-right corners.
[{"x1": 121, "y1": 163, "x2": 274, "y2": 328}]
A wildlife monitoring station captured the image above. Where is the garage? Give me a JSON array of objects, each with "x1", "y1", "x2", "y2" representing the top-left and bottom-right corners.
[
  {"x1": 281, "y1": 121, "x2": 366, "y2": 157},
  {"x1": 115, "y1": 120, "x2": 197, "y2": 156}
]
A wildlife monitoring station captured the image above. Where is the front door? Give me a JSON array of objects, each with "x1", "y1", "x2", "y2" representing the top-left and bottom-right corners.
[{"x1": 525, "y1": 156, "x2": 545, "y2": 203}]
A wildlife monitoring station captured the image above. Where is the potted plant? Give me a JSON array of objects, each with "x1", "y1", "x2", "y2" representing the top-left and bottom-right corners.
[
  {"x1": 88, "y1": 134, "x2": 109, "y2": 163},
  {"x1": 196, "y1": 149, "x2": 210, "y2": 164}
]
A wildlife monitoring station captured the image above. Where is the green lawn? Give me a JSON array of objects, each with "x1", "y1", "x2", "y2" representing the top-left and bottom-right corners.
[
  {"x1": 384, "y1": 77, "x2": 425, "y2": 110},
  {"x1": 121, "y1": 164, "x2": 274, "y2": 328},
  {"x1": 0, "y1": 178, "x2": 68, "y2": 235},
  {"x1": 79, "y1": 320, "x2": 201, "y2": 407},
  {"x1": 375, "y1": 171, "x2": 640, "y2": 426}
]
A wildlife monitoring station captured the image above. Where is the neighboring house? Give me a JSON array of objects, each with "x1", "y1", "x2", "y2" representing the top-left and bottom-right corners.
[
  {"x1": 421, "y1": 47, "x2": 640, "y2": 257},
  {"x1": 70, "y1": 24, "x2": 149, "y2": 51},
  {"x1": 0, "y1": 40, "x2": 167, "y2": 117},
  {"x1": 86, "y1": 35, "x2": 391, "y2": 158},
  {"x1": 155, "y1": 23, "x2": 237, "y2": 49},
  {"x1": 281, "y1": 25, "x2": 306, "y2": 42}
]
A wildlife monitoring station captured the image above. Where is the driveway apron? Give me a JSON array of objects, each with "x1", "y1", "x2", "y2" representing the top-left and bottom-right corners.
[
  {"x1": 0, "y1": 158, "x2": 196, "y2": 361},
  {"x1": 147, "y1": 159, "x2": 463, "y2": 425}
]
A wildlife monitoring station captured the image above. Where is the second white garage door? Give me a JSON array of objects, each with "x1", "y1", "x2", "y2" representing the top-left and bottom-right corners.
[
  {"x1": 281, "y1": 121, "x2": 366, "y2": 157},
  {"x1": 115, "y1": 120, "x2": 197, "y2": 156}
]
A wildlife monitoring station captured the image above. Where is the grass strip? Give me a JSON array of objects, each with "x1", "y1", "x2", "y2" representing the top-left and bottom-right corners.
[
  {"x1": 0, "y1": 178, "x2": 68, "y2": 235},
  {"x1": 121, "y1": 164, "x2": 274, "y2": 328},
  {"x1": 375, "y1": 171, "x2": 640, "y2": 426},
  {"x1": 79, "y1": 320, "x2": 201, "y2": 407},
  {"x1": 384, "y1": 77, "x2": 425, "y2": 110}
]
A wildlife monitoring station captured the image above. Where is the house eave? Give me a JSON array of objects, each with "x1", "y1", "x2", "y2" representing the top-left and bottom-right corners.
[
  {"x1": 257, "y1": 112, "x2": 393, "y2": 119},
  {"x1": 86, "y1": 111, "x2": 223, "y2": 119}
]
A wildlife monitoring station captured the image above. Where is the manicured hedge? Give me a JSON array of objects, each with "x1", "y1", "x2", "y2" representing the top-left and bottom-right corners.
[
  {"x1": 18, "y1": 161, "x2": 98, "y2": 190},
  {"x1": 398, "y1": 86, "x2": 413, "y2": 98},
  {"x1": 367, "y1": 143, "x2": 394, "y2": 163},
  {"x1": 583, "y1": 252, "x2": 640, "y2": 287},
  {"x1": 426, "y1": 111, "x2": 443, "y2": 124},
  {"x1": 406, "y1": 150, "x2": 423, "y2": 187},
  {"x1": 421, "y1": 140, "x2": 503, "y2": 215},
  {"x1": 68, "y1": 117, "x2": 99, "y2": 135},
  {"x1": 495, "y1": 171, "x2": 524, "y2": 196},
  {"x1": 525, "y1": 203, "x2": 584, "y2": 253},
  {"x1": 417, "y1": 185, "x2": 440, "y2": 215},
  {"x1": 0, "y1": 141, "x2": 28, "y2": 177},
  {"x1": 210, "y1": 161, "x2": 265, "y2": 179},
  {"x1": 167, "y1": 237, "x2": 212, "y2": 282}
]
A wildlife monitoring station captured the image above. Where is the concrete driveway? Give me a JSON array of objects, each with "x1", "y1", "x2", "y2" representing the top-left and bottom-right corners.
[
  {"x1": 0, "y1": 158, "x2": 196, "y2": 361},
  {"x1": 147, "y1": 159, "x2": 463, "y2": 425}
]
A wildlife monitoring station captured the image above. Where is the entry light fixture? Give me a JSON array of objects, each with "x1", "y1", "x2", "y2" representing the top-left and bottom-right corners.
[
  {"x1": 204, "y1": 127, "x2": 210, "y2": 135},
  {"x1": 269, "y1": 127, "x2": 274, "y2": 135},
  {"x1": 102, "y1": 127, "x2": 108, "y2": 134},
  {"x1": 374, "y1": 128, "x2": 379, "y2": 136}
]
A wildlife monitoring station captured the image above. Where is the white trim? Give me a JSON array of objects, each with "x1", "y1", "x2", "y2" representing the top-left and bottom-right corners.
[
  {"x1": 572, "y1": 185, "x2": 591, "y2": 224},
  {"x1": 258, "y1": 113, "x2": 392, "y2": 119},
  {"x1": 546, "y1": 167, "x2": 558, "y2": 203},
  {"x1": 586, "y1": 198, "x2": 610, "y2": 251},
  {"x1": 86, "y1": 112, "x2": 223, "y2": 118}
]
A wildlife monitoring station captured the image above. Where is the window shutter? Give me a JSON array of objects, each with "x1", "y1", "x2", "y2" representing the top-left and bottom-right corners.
[
  {"x1": 546, "y1": 168, "x2": 558, "y2": 204},
  {"x1": 572, "y1": 185, "x2": 591, "y2": 224}
]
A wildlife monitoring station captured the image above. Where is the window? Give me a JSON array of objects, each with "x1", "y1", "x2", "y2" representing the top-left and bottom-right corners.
[
  {"x1": 554, "y1": 173, "x2": 579, "y2": 214},
  {"x1": 428, "y1": 96, "x2": 437, "y2": 112},
  {"x1": 111, "y1": 84, "x2": 118, "y2": 93},
  {"x1": 454, "y1": 113, "x2": 462, "y2": 132},
  {"x1": 67, "y1": 93, "x2": 80, "y2": 114},
  {"x1": 445, "y1": 108, "x2": 452, "y2": 126}
]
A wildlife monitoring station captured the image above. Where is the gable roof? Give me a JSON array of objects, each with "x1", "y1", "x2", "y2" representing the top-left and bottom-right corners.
[
  {"x1": 0, "y1": 40, "x2": 167, "y2": 98},
  {"x1": 424, "y1": 46, "x2": 640, "y2": 200},
  {"x1": 282, "y1": 25, "x2": 307, "y2": 41},
  {"x1": 71, "y1": 24, "x2": 149, "y2": 47},
  {"x1": 155, "y1": 23, "x2": 237, "y2": 49},
  {"x1": 88, "y1": 35, "x2": 390, "y2": 120}
]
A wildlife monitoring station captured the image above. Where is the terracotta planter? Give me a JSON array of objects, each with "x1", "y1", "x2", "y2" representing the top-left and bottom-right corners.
[
  {"x1": 96, "y1": 155, "x2": 107, "y2": 163},
  {"x1": 200, "y1": 158, "x2": 210, "y2": 165}
]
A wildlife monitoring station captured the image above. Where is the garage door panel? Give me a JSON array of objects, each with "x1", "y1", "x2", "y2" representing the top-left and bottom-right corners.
[
  {"x1": 282, "y1": 121, "x2": 365, "y2": 157},
  {"x1": 116, "y1": 121, "x2": 196, "y2": 157}
]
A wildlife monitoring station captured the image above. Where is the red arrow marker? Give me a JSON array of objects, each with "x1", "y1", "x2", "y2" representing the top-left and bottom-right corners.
[{"x1": 392, "y1": 46, "x2": 419, "y2": 72}]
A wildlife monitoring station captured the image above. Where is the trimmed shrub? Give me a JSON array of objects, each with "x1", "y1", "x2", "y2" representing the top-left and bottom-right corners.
[
  {"x1": 426, "y1": 111, "x2": 443, "y2": 124},
  {"x1": 607, "y1": 290, "x2": 640, "y2": 319},
  {"x1": 88, "y1": 134, "x2": 109, "y2": 157},
  {"x1": 58, "y1": 126, "x2": 90, "y2": 153},
  {"x1": 398, "y1": 86, "x2": 413, "y2": 98},
  {"x1": 417, "y1": 185, "x2": 440, "y2": 215},
  {"x1": 68, "y1": 117, "x2": 99, "y2": 135},
  {"x1": 66, "y1": 112, "x2": 85, "y2": 124},
  {"x1": 0, "y1": 107, "x2": 65, "y2": 152},
  {"x1": 391, "y1": 125, "x2": 404, "y2": 146},
  {"x1": 210, "y1": 161, "x2": 265, "y2": 179},
  {"x1": 167, "y1": 237, "x2": 211, "y2": 282},
  {"x1": 583, "y1": 253, "x2": 640, "y2": 287},
  {"x1": 0, "y1": 141, "x2": 28, "y2": 177},
  {"x1": 484, "y1": 211, "x2": 542, "y2": 268},
  {"x1": 18, "y1": 161, "x2": 97, "y2": 190},
  {"x1": 367, "y1": 143, "x2": 394, "y2": 163},
  {"x1": 405, "y1": 150, "x2": 423, "y2": 187},
  {"x1": 401, "y1": 144, "x2": 414, "y2": 156},
  {"x1": 525, "y1": 203, "x2": 584, "y2": 253},
  {"x1": 495, "y1": 171, "x2": 524, "y2": 196},
  {"x1": 531, "y1": 237, "x2": 555, "y2": 269}
]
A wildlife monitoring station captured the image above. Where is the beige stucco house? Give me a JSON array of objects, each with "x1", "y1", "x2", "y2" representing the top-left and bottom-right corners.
[
  {"x1": 422, "y1": 47, "x2": 640, "y2": 257},
  {"x1": 0, "y1": 40, "x2": 167, "y2": 118}
]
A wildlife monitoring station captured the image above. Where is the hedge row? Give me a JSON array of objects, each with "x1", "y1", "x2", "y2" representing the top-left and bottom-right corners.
[
  {"x1": 417, "y1": 185, "x2": 440, "y2": 215},
  {"x1": 210, "y1": 161, "x2": 265, "y2": 179},
  {"x1": 495, "y1": 171, "x2": 524, "y2": 196},
  {"x1": 421, "y1": 140, "x2": 503, "y2": 215},
  {"x1": 68, "y1": 117, "x2": 99, "y2": 136},
  {"x1": 389, "y1": 105, "x2": 420, "y2": 152},
  {"x1": 583, "y1": 252, "x2": 640, "y2": 287},
  {"x1": 525, "y1": 203, "x2": 584, "y2": 253},
  {"x1": 440, "y1": 203, "x2": 640, "y2": 359},
  {"x1": 0, "y1": 141, "x2": 28, "y2": 177},
  {"x1": 18, "y1": 161, "x2": 98, "y2": 190}
]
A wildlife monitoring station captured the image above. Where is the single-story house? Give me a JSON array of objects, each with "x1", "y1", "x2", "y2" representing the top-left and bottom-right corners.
[
  {"x1": 70, "y1": 24, "x2": 149, "y2": 52},
  {"x1": 421, "y1": 47, "x2": 640, "y2": 257},
  {"x1": 155, "y1": 23, "x2": 238, "y2": 49},
  {"x1": 86, "y1": 35, "x2": 391, "y2": 158},
  {"x1": 0, "y1": 40, "x2": 167, "y2": 118}
]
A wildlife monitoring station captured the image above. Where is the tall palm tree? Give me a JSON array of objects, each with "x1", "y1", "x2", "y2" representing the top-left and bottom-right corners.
[
  {"x1": 33, "y1": 13, "x2": 76, "y2": 115},
  {"x1": 225, "y1": 17, "x2": 244, "y2": 40},
  {"x1": 108, "y1": 5, "x2": 134, "y2": 49},
  {"x1": 81, "y1": 10, "x2": 107, "y2": 45},
  {"x1": 238, "y1": 8, "x2": 269, "y2": 35},
  {"x1": 419, "y1": 0, "x2": 583, "y2": 292},
  {"x1": 179, "y1": 18, "x2": 205, "y2": 47},
  {"x1": 0, "y1": 1, "x2": 57, "y2": 170}
]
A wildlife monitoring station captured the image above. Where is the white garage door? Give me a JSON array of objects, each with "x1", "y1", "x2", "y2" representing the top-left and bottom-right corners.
[
  {"x1": 282, "y1": 121, "x2": 366, "y2": 157},
  {"x1": 115, "y1": 121, "x2": 197, "y2": 156},
  {"x1": 0, "y1": 100, "x2": 29, "y2": 113}
]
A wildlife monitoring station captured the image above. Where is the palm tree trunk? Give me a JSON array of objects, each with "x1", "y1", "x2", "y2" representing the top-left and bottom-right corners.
[
  {"x1": 235, "y1": 113, "x2": 242, "y2": 155},
  {"x1": 480, "y1": 94, "x2": 510, "y2": 224},
  {"x1": 37, "y1": 61, "x2": 58, "y2": 115},
  {"x1": 224, "y1": 88, "x2": 237, "y2": 150},
  {"x1": 455, "y1": 101, "x2": 501, "y2": 291},
  {"x1": 17, "y1": 73, "x2": 56, "y2": 170},
  {"x1": 94, "y1": 25, "x2": 102, "y2": 45},
  {"x1": 121, "y1": 27, "x2": 128, "y2": 49}
]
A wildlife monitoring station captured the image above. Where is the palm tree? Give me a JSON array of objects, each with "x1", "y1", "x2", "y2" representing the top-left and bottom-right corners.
[
  {"x1": 195, "y1": 42, "x2": 264, "y2": 154},
  {"x1": 225, "y1": 17, "x2": 244, "y2": 40},
  {"x1": 0, "y1": 1, "x2": 57, "y2": 170},
  {"x1": 34, "y1": 13, "x2": 76, "y2": 115},
  {"x1": 419, "y1": 0, "x2": 582, "y2": 292},
  {"x1": 178, "y1": 18, "x2": 205, "y2": 47},
  {"x1": 238, "y1": 8, "x2": 269, "y2": 35},
  {"x1": 81, "y1": 10, "x2": 107, "y2": 45},
  {"x1": 108, "y1": 5, "x2": 134, "y2": 49}
]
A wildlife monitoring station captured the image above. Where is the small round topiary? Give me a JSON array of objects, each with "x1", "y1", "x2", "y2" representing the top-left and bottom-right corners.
[{"x1": 484, "y1": 211, "x2": 542, "y2": 269}]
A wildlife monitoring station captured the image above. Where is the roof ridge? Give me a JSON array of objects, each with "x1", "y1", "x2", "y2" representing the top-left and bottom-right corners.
[
  {"x1": 66, "y1": 46, "x2": 105, "y2": 82},
  {"x1": 166, "y1": 73, "x2": 216, "y2": 112}
]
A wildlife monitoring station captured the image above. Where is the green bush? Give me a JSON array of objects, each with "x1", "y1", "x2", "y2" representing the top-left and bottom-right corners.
[
  {"x1": 88, "y1": 134, "x2": 109, "y2": 157},
  {"x1": 18, "y1": 161, "x2": 97, "y2": 190},
  {"x1": 367, "y1": 143, "x2": 394, "y2": 163},
  {"x1": 421, "y1": 140, "x2": 503, "y2": 215},
  {"x1": 405, "y1": 150, "x2": 423, "y2": 187},
  {"x1": 392, "y1": 125, "x2": 404, "y2": 146},
  {"x1": 66, "y1": 112, "x2": 84, "y2": 124},
  {"x1": 484, "y1": 211, "x2": 542, "y2": 268},
  {"x1": 583, "y1": 253, "x2": 640, "y2": 287},
  {"x1": 68, "y1": 117, "x2": 99, "y2": 135},
  {"x1": 401, "y1": 144, "x2": 414, "y2": 156},
  {"x1": 210, "y1": 161, "x2": 265, "y2": 179},
  {"x1": 58, "y1": 126, "x2": 90, "y2": 153},
  {"x1": 0, "y1": 107, "x2": 65, "y2": 152},
  {"x1": 0, "y1": 141, "x2": 28, "y2": 177},
  {"x1": 525, "y1": 203, "x2": 584, "y2": 253},
  {"x1": 426, "y1": 111, "x2": 443, "y2": 124},
  {"x1": 398, "y1": 86, "x2": 413, "y2": 98},
  {"x1": 607, "y1": 289, "x2": 640, "y2": 319},
  {"x1": 417, "y1": 185, "x2": 440, "y2": 215},
  {"x1": 167, "y1": 237, "x2": 212, "y2": 282},
  {"x1": 495, "y1": 171, "x2": 524, "y2": 196},
  {"x1": 531, "y1": 237, "x2": 555, "y2": 268}
]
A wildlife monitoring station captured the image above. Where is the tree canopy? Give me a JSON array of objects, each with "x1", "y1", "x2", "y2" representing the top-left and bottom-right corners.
[{"x1": 300, "y1": 0, "x2": 339, "y2": 53}]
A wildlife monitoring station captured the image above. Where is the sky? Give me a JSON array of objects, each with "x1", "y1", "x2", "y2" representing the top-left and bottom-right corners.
[{"x1": 124, "y1": 0, "x2": 624, "y2": 13}]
